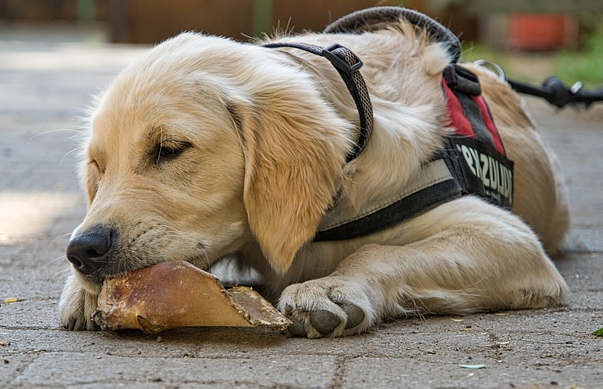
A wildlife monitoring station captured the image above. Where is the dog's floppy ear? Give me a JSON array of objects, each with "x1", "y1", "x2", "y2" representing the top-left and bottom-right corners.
[{"x1": 235, "y1": 87, "x2": 350, "y2": 274}]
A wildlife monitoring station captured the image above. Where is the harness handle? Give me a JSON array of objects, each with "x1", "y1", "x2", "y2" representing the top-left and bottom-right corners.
[{"x1": 324, "y1": 6, "x2": 461, "y2": 64}]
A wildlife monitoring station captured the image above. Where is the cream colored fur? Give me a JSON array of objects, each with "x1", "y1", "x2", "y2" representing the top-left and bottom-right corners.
[{"x1": 59, "y1": 21, "x2": 569, "y2": 337}]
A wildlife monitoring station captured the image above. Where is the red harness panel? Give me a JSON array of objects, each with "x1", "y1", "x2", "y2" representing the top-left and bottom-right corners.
[
  {"x1": 472, "y1": 95, "x2": 505, "y2": 155},
  {"x1": 442, "y1": 79, "x2": 474, "y2": 139},
  {"x1": 440, "y1": 65, "x2": 514, "y2": 209}
]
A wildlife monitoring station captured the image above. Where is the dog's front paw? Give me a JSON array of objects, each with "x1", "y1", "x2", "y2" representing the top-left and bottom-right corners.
[
  {"x1": 277, "y1": 277, "x2": 374, "y2": 338},
  {"x1": 58, "y1": 272, "x2": 99, "y2": 331}
]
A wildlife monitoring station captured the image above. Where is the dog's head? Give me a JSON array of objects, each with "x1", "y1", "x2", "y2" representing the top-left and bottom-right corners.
[{"x1": 66, "y1": 33, "x2": 351, "y2": 288}]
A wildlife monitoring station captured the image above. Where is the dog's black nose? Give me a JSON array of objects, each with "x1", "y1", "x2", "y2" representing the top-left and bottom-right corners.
[{"x1": 66, "y1": 225, "x2": 115, "y2": 275}]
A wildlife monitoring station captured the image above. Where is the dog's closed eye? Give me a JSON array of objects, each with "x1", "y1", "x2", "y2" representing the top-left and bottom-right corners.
[{"x1": 152, "y1": 140, "x2": 193, "y2": 165}]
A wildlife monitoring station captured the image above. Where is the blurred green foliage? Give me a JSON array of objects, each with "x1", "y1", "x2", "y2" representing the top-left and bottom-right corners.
[
  {"x1": 253, "y1": 0, "x2": 273, "y2": 37},
  {"x1": 460, "y1": 43, "x2": 509, "y2": 71},
  {"x1": 554, "y1": 24, "x2": 603, "y2": 88},
  {"x1": 460, "y1": 26, "x2": 603, "y2": 88},
  {"x1": 460, "y1": 43, "x2": 522, "y2": 80}
]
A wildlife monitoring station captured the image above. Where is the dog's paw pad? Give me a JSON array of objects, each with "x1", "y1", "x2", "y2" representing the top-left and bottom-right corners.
[
  {"x1": 341, "y1": 303, "x2": 364, "y2": 329},
  {"x1": 310, "y1": 309, "x2": 341, "y2": 335}
]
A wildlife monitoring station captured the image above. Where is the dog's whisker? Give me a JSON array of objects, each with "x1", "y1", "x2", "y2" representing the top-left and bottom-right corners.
[
  {"x1": 48, "y1": 255, "x2": 68, "y2": 265},
  {"x1": 59, "y1": 147, "x2": 84, "y2": 165},
  {"x1": 54, "y1": 268, "x2": 71, "y2": 279},
  {"x1": 32, "y1": 128, "x2": 83, "y2": 138}
]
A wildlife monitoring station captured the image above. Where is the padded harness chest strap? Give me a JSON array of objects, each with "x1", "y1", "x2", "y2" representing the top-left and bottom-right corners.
[{"x1": 314, "y1": 159, "x2": 462, "y2": 241}]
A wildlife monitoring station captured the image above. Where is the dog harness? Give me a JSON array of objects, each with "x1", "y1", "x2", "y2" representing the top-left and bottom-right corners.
[{"x1": 265, "y1": 7, "x2": 514, "y2": 242}]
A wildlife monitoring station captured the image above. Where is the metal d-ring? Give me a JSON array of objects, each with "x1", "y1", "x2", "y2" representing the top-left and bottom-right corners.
[{"x1": 473, "y1": 59, "x2": 506, "y2": 80}]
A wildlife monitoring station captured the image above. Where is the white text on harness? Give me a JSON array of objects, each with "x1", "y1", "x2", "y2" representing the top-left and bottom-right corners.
[{"x1": 457, "y1": 144, "x2": 513, "y2": 204}]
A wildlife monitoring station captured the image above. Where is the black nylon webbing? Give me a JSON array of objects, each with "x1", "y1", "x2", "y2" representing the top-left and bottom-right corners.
[
  {"x1": 314, "y1": 174, "x2": 462, "y2": 241},
  {"x1": 263, "y1": 42, "x2": 374, "y2": 163},
  {"x1": 323, "y1": 6, "x2": 461, "y2": 64}
]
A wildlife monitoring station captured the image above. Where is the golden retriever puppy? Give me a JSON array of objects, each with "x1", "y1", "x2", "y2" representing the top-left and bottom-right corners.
[{"x1": 59, "y1": 21, "x2": 569, "y2": 337}]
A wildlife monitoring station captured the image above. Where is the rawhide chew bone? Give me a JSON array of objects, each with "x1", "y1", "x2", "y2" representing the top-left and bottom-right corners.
[{"x1": 92, "y1": 260, "x2": 290, "y2": 334}]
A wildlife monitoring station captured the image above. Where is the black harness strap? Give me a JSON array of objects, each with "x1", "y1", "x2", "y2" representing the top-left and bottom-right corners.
[{"x1": 263, "y1": 42, "x2": 373, "y2": 163}]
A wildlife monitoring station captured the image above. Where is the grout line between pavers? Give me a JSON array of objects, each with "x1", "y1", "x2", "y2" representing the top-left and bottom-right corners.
[
  {"x1": 12, "y1": 348, "x2": 556, "y2": 365},
  {"x1": 7, "y1": 350, "x2": 348, "y2": 360},
  {"x1": 5, "y1": 350, "x2": 44, "y2": 388},
  {"x1": 0, "y1": 325, "x2": 59, "y2": 331},
  {"x1": 328, "y1": 355, "x2": 347, "y2": 389},
  {"x1": 15, "y1": 378, "x2": 281, "y2": 388},
  {"x1": 2, "y1": 325, "x2": 598, "y2": 341}
]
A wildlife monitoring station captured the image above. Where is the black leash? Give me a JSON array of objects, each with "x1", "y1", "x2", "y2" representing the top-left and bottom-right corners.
[{"x1": 506, "y1": 76, "x2": 603, "y2": 110}]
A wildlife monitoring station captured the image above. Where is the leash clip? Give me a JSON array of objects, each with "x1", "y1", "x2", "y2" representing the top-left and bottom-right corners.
[
  {"x1": 473, "y1": 59, "x2": 506, "y2": 80},
  {"x1": 321, "y1": 44, "x2": 363, "y2": 74}
]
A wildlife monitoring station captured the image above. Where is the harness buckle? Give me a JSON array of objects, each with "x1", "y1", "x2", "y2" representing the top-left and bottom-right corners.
[{"x1": 322, "y1": 44, "x2": 363, "y2": 74}]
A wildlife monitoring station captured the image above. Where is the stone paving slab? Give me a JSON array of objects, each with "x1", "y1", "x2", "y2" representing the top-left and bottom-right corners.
[
  {"x1": 555, "y1": 253, "x2": 603, "y2": 291},
  {"x1": 566, "y1": 228, "x2": 603, "y2": 252},
  {"x1": 0, "y1": 279, "x2": 63, "y2": 301},
  {"x1": 0, "y1": 309, "x2": 599, "y2": 364},
  {"x1": 0, "y1": 299, "x2": 60, "y2": 329},
  {"x1": 1, "y1": 27, "x2": 601, "y2": 389},
  {"x1": 341, "y1": 357, "x2": 601, "y2": 389},
  {"x1": 0, "y1": 352, "x2": 38, "y2": 388},
  {"x1": 13, "y1": 352, "x2": 338, "y2": 388},
  {"x1": 0, "y1": 326, "x2": 490, "y2": 359}
]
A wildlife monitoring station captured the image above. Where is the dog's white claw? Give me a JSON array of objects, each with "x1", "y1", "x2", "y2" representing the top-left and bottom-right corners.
[{"x1": 59, "y1": 273, "x2": 99, "y2": 331}]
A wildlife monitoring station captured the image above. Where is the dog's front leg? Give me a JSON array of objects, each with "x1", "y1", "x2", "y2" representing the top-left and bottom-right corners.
[
  {"x1": 279, "y1": 202, "x2": 568, "y2": 338},
  {"x1": 58, "y1": 269, "x2": 100, "y2": 330}
]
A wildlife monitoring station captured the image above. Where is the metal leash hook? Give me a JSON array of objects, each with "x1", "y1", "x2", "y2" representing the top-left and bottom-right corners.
[{"x1": 567, "y1": 81, "x2": 588, "y2": 111}]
